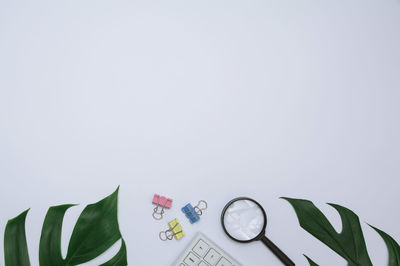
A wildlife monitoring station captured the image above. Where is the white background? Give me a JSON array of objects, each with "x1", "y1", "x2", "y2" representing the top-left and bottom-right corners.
[{"x1": 1, "y1": 0, "x2": 399, "y2": 265}]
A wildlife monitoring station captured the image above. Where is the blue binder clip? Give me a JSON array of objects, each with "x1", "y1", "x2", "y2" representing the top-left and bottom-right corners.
[{"x1": 181, "y1": 200, "x2": 208, "y2": 224}]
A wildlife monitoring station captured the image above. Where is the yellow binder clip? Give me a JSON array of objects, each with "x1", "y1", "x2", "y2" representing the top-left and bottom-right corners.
[{"x1": 159, "y1": 219, "x2": 185, "y2": 241}]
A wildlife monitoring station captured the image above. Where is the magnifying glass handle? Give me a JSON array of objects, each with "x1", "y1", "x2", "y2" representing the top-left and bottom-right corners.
[{"x1": 261, "y1": 236, "x2": 295, "y2": 266}]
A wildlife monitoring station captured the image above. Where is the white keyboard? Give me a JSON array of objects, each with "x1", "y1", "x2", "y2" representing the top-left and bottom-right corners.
[{"x1": 173, "y1": 232, "x2": 242, "y2": 266}]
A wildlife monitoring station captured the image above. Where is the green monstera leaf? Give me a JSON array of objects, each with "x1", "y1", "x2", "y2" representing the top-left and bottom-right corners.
[
  {"x1": 282, "y1": 197, "x2": 372, "y2": 266},
  {"x1": 283, "y1": 197, "x2": 400, "y2": 266},
  {"x1": 370, "y1": 225, "x2": 400, "y2": 266},
  {"x1": 100, "y1": 239, "x2": 127, "y2": 266},
  {"x1": 4, "y1": 209, "x2": 31, "y2": 266},
  {"x1": 4, "y1": 187, "x2": 127, "y2": 266},
  {"x1": 304, "y1": 255, "x2": 318, "y2": 266},
  {"x1": 39, "y1": 204, "x2": 76, "y2": 265}
]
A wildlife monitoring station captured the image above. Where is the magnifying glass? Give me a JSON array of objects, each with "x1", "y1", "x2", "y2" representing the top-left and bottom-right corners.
[{"x1": 221, "y1": 197, "x2": 295, "y2": 266}]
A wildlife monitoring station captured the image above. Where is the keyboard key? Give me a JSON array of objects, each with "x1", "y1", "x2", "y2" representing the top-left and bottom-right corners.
[
  {"x1": 184, "y1": 252, "x2": 200, "y2": 266},
  {"x1": 174, "y1": 233, "x2": 242, "y2": 266},
  {"x1": 204, "y1": 248, "x2": 221, "y2": 265},
  {"x1": 216, "y1": 257, "x2": 233, "y2": 266},
  {"x1": 193, "y1": 239, "x2": 209, "y2": 257}
]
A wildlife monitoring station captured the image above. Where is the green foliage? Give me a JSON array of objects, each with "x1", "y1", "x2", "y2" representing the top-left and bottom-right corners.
[
  {"x1": 4, "y1": 209, "x2": 31, "y2": 266},
  {"x1": 4, "y1": 187, "x2": 127, "y2": 266},
  {"x1": 39, "y1": 204, "x2": 75, "y2": 265},
  {"x1": 370, "y1": 225, "x2": 400, "y2": 266},
  {"x1": 304, "y1": 255, "x2": 318, "y2": 266},
  {"x1": 283, "y1": 197, "x2": 400, "y2": 266},
  {"x1": 99, "y1": 239, "x2": 127, "y2": 266}
]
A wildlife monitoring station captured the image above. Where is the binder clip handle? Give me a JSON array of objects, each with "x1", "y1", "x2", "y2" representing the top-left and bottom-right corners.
[
  {"x1": 159, "y1": 222, "x2": 182, "y2": 241},
  {"x1": 152, "y1": 205, "x2": 165, "y2": 220},
  {"x1": 194, "y1": 200, "x2": 208, "y2": 216},
  {"x1": 159, "y1": 229, "x2": 174, "y2": 241}
]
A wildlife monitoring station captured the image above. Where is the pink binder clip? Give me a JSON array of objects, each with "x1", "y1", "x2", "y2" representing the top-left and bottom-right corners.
[{"x1": 152, "y1": 194, "x2": 173, "y2": 220}]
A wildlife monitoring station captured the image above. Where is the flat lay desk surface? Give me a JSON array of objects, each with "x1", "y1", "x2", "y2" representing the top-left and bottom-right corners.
[{"x1": 1, "y1": 1, "x2": 400, "y2": 265}]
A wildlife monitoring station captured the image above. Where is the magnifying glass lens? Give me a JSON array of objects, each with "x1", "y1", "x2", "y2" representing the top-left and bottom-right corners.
[{"x1": 223, "y1": 199, "x2": 265, "y2": 241}]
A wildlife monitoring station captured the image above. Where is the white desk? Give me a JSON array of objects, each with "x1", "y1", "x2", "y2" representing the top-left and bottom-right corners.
[{"x1": 1, "y1": 1, "x2": 399, "y2": 265}]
